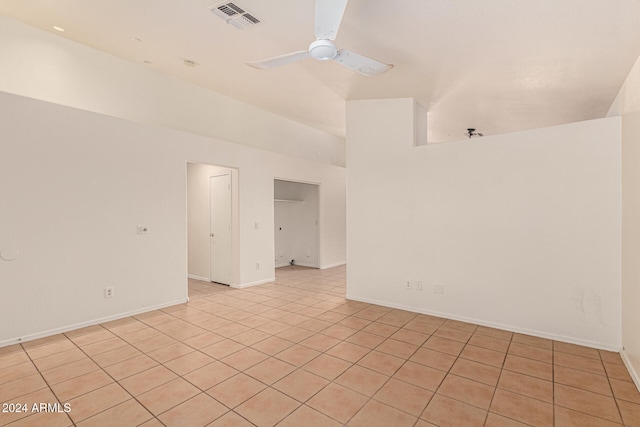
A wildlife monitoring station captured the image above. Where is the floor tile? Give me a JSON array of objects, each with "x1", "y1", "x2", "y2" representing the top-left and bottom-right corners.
[
  {"x1": 206, "y1": 411, "x2": 254, "y2": 426},
  {"x1": 422, "y1": 336, "x2": 465, "y2": 356},
  {"x1": 76, "y1": 399, "x2": 152, "y2": 427},
  {"x1": 300, "y1": 333, "x2": 341, "y2": 352},
  {"x1": 103, "y1": 354, "x2": 158, "y2": 380},
  {"x1": 250, "y1": 336, "x2": 294, "y2": 355},
  {"x1": 497, "y1": 369, "x2": 553, "y2": 403},
  {"x1": 335, "y1": 364, "x2": 388, "y2": 396},
  {"x1": 373, "y1": 378, "x2": 433, "y2": 416},
  {"x1": 245, "y1": 357, "x2": 296, "y2": 384},
  {"x1": 147, "y1": 342, "x2": 194, "y2": 363},
  {"x1": 437, "y1": 374, "x2": 495, "y2": 409},
  {"x1": 277, "y1": 405, "x2": 342, "y2": 427},
  {"x1": 554, "y1": 364, "x2": 612, "y2": 396},
  {"x1": 50, "y1": 369, "x2": 114, "y2": 401},
  {"x1": 303, "y1": 353, "x2": 351, "y2": 380},
  {"x1": 4, "y1": 266, "x2": 637, "y2": 427},
  {"x1": 346, "y1": 331, "x2": 386, "y2": 349},
  {"x1": 306, "y1": 383, "x2": 368, "y2": 424},
  {"x1": 272, "y1": 369, "x2": 330, "y2": 402},
  {"x1": 511, "y1": 334, "x2": 552, "y2": 349},
  {"x1": 235, "y1": 387, "x2": 300, "y2": 427},
  {"x1": 200, "y1": 339, "x2": 246, "y2": 359},
  {"x1": 489, "y1": 388, "x2": 553, "y2": 426},
  {"x1": 507, "y1": 342, "x2": 552, "y2": 363},
  {"x1": 348, "y1": 399, "x2": 417, "y2": 427},
  {"x1": 604, "y1": 361, "x2": 635, "y2": 381},
  {"x1": 459, "y1": 344, "x2": 506, "y2": 368},
  {"x1": 206, "y1": 373, "x2": 266, "y2": 408},
  {"x1": 275, "y1": 344, "x2": 321, "y2": 367},
  {"x1": 502, "y1": 354, "x2": 552, "y2": 381},
  {"x1": 221, "y1": 347, "x2": 269, "y2": 371},
  {"x1": 484, "y1": 412, "x2": 530, "y2": 426},
  {"x1": 326, "y1": 341, "x2": 370, "y2": 363},
  {"x1": 118, "y1": 365, "x2": 178, "y2": 396},
  {"x1": 375, "y1": 338, "x2": 418, "y2": 359},
  {"x1": 553, "y1": 406, "x2": 622, "y2": 427},
  {"x1": 554, "y1": 383, "x2": 621, "y2": 423},
  {"x1": 158, "y1": 392, "x2": 227, "y2": 427},
  {"x1": 40, "y1": 358, "x2": 100, "y2": 385},
  {"x1": 137, "y1": 377, "x2": 200, "y2": 415},
  {"x1": 357, "y1": 350, "x2": 405, "y2": 376},
  {"x1": 554, "y1": 351, "x2": 606, "y2": 376},
  {"x1": 618, "y1": 399, "x2": 640, "y2": 426},
  {"x1": 410, "y1": 347, "x2": 457, "y2": 372},
  {"x1": 393, "y1": 361, "x2": 446, "y2": 391},
  {"x1": 554, "y1": 341, "x2": 601, "y2": 359},
  {"x1": 67, "y1": 383, "x2": 131, "y2": 423},
  {"x1": 421, "y1": 394, "x2": 487, "y2": 427},
  {"x1": 450, "y1": 358, "x2": 501, "y2": 386},
  {"x1": 610, "y1": 377, "x2": 640, "y2": 404},
  {"x1": 468, "y1": 334, "x2": 510, "y2": 353},
  {"x1": 0, "y1": 373, "x2": 47, "y2": 401}
]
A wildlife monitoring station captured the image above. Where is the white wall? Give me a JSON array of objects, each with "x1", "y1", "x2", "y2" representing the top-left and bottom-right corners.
[
  {"x1": 187, "y1": 163, "x2": 239, "y2": 283},
  {"x1": 0, "y1": 16, "x2": 345, "y2": 167},
  {"x1": 614, "y1": 52, "x2": 640, "y2": 389},
  {"x1": 0, "y1": 91, "x2": 346, "y2": 346},
  {"x1": 274, "y1": 180, "x2": 319, "y2": 268},
  {"x1": 346, "y1": 98, "x2": 622, "y2": 350},
  {"x1": 622, "y1": 111, "x2": 640, "y2": 389}
]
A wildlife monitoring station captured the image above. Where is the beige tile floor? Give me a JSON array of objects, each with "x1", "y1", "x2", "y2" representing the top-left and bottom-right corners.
[{"x1": 1, "y1": 265, "x2": 640, "y2": 426}]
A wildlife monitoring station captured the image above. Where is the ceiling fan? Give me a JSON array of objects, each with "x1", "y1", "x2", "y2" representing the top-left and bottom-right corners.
[{"x1": 247, "y1": 0, "x2": 393, "y2": 76}]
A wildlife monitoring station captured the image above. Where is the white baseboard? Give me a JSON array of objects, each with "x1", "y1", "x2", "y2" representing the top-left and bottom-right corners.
[
  {"x1": 188, "y1": 274, "x2": 209, "y2": 282},
  {"x1": 346, "y1": 293, "x2": 620, "y2": 352},
  {"x1": 233, "y1": 277, "x2": 276, "y2": 289},
  {"x1": 0, "y1": 298, "x2": 188, "y2": 349},
  {"x1": 291, "y1": 262, "x2": 318, "y2": 268},
  {"x1": 321, "y1": 261, "x2": 346, "y2": 270},
  {"x1": 621, "y1": 349, "x2": 640, "y2": 392}
]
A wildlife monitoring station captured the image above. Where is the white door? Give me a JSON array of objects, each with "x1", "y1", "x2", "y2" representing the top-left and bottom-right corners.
[{"x1": 209, "y1": 174, "x2": 232, "y2": 285}]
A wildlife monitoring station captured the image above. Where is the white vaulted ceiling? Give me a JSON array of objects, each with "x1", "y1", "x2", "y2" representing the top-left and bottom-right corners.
[{"x1": 1, "y1": 0, "x2": 640, "y2": 143}]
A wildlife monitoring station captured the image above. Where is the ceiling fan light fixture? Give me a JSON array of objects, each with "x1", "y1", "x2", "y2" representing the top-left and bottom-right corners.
[{"x1": 309, "y1": 39, "x2": 337, "y2": 60}]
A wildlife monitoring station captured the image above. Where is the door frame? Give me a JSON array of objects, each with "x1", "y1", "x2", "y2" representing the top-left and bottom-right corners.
[
  {"x1": 186, "y1": 162, "x2": 239, "y2": 289},
  {"x1": 273, "y1": 177, "x2": 321, "y2": 269}
]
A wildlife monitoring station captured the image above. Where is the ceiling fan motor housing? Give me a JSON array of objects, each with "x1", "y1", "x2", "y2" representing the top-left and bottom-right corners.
[{"x1": 309, "y1": 39, "x2": 338, "y2": 60}]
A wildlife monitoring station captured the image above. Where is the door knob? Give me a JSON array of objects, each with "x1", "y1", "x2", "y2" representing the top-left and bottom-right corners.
[{"x1": 210, "y1": 233, "x2": 215, "y2": 237}]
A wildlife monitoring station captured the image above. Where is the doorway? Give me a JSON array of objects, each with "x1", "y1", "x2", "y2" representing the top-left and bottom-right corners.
[
  {"x1": 187, "y1": 162, "x2": 238, "y2": 288},
  {"x1": 274, "y1": 179, "x2": 319, "y2": 268}
]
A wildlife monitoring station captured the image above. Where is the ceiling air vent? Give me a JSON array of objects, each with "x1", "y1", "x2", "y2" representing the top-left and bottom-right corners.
[{"x1": 211, "y1": 2, "x2": 261, "y2": 29}]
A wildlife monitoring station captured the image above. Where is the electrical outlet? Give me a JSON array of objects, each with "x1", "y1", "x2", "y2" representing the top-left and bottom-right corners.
[
  {"x1": 104, "y1": 287, "x2": 114, "y2": 298},
  {"x1": 414, "y1": 280, "x2": 423, "y2": 291},
  {"x1": 255, "y1": 262, "x2": 260, "y2": 270},
  {"x1": 433, "y1": 284, "x2": 444, "y2": 295},
  {"x1": 137, "y1": 225, "x2": 150, "y2": 234},
  {"x1": 405, "y1": 280, "x2": 412, "y2": 290}
]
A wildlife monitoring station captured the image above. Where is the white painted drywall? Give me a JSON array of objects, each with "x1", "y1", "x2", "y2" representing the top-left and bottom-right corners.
[
  {"x1": 615, "y1": 52, "x2": 640, "y2": 388},
  {"x1": 346, "y1": 98, "x2": 622, "y2": 350},
  {"x1": 187, "y1": 163, "x2": 239, "y2": 284},
  {"x1": 0, "y1": 91, "x2": 346, "y2": 346},
  {"x1": 622, "y1": 110, "x2": 640, "y2": 389},
  {"x1": 274, "y1": 180, "x2": 319, "y2": 268},
  {"x1": 0, "y1": 16, "x2": 345, "y2": 166}
]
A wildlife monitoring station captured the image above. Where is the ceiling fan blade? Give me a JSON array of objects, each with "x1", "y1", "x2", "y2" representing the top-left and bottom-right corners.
[
  {"x1": 333, "y1": 49, "x2": 394, "y2": 76},
  {"x1": 315, "y1": 0, "x2": 348, "y2": 41},
  {"x1": 247, "y1": 51, "x2": 310, "y2": 69}
]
